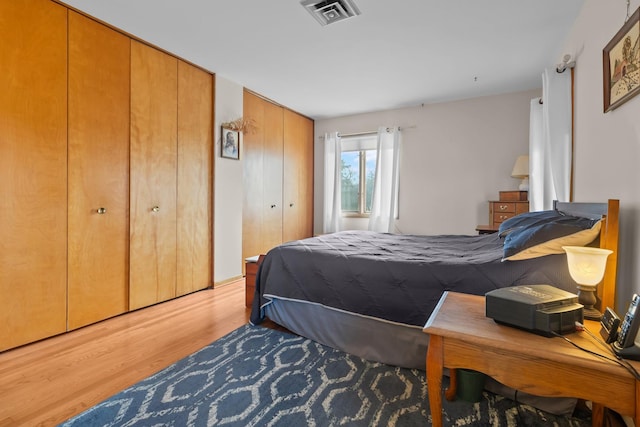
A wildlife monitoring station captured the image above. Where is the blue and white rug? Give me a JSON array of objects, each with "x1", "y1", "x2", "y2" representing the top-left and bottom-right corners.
[{"x1": 60, "y1": 325, "x2": 590, "y2": 426}]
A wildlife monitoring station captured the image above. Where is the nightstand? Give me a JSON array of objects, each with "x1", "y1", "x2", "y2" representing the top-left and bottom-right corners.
[
  {"x1": 423, "y1": 292, "x2": 639, "y2": 427},
  {"x1": 475, "y1": 225, "x2": 499, "y2": 234},
  {"x1": 244, "y1": 255, "x2": 263, "y2": 308}
]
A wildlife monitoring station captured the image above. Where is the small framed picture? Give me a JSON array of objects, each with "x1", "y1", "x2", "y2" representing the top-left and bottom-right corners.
[
  {"x1": 221, "y1": 127, "x2": 240, "y2": 160},
  {"x1": 603, "y1": 7, "x2": 640, "y2": 112}
]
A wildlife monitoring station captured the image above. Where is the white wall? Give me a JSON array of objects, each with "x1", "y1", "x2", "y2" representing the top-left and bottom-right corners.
[
  {"x1": 213, "y1": 76, "x2": 244, "y2": 285},
  {"x1": 314, "y1": 89, "x2": 539, "y2": 235},
  {"x1": 561, "y1": 0, "x2": 640, "y2": 309},
  {"x1": 215, "y1": 0, "x2": 639, "y2": 309},
  {"x1": 314, "y1": 0, "x2": 640, "y2": 310}
]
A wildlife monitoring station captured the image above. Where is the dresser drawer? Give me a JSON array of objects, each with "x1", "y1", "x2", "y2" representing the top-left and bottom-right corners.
[
  {"x1": 493, "y1": 212, "x2": 515, "y2": 224},
  {"x1": 491, "y1": 201, "x2": 516, "y2": 214},
  {"x1": 485, "y1": 197, "x2": 529, "y2": 230},
  {"x1": 499, "y1": 191, "x2": 528, "y2": 201}
]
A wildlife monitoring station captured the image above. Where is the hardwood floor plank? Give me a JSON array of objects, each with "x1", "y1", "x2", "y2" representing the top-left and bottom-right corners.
[{"x1": 0, "y1": 280, "x2": 251, "y2": 426}]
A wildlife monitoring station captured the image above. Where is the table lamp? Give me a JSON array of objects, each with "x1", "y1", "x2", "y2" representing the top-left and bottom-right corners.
[
  {"x1": 563, "y1": 246, "x2": 613, "y2": 320},
  {"x1": 511, "y1": 155, "x2": 529, "y2": 191}
]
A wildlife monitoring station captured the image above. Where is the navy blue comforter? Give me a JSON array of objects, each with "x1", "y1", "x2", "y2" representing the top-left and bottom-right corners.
[{"x1": 250, "y1": 230, "x2": 576, "y2": 327}]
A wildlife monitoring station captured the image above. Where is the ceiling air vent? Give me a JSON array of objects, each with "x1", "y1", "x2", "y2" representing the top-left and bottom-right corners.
[{"x1": 301, "y1": 0, "x2": 361, "y2": 26}]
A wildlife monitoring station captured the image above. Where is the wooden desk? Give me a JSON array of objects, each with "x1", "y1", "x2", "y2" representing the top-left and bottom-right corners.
[{"x1": 423, "y1": 292, "x2": 639, "y2": 427}]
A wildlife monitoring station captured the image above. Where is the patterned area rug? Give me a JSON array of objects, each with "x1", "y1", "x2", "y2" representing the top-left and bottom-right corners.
[{"x1": 60, "y1": 325, "x2": 590, "y2": 426}]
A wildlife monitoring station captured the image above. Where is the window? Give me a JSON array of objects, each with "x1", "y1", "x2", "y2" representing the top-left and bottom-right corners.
[{"x1": 340, "y1": 135, "x2": 377, "y2": 216}]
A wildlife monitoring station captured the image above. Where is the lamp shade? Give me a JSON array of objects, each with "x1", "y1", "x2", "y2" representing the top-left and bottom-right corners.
[
  {"x1": 563, "y1": 246, "x2": 612, "y2": 286},
  {"x1": 511, "y1": 155, "x2": 529, "y2": 179}
]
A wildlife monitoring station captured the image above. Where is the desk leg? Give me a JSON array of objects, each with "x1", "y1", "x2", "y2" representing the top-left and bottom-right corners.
[
  {"x1": 426, "y1": 334, "x2": 444, "y2": 427},
  {"x1": 591, "y1": 403, "x2": 603, "y2": 427},
  {"x1": 635, "y1": 380, "x2": 640, "y2": 427}
]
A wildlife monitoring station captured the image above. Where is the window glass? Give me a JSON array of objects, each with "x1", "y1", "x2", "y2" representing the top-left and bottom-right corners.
[
  {"x1": 365, "y1": 150, "x2": 376, "y2": 212},
  {"x1": 341, "y1": 151, "x2": 360, "y2": 212},
  {"x1": 340, "y1": 134, "x2": 378, "y2": 215}
]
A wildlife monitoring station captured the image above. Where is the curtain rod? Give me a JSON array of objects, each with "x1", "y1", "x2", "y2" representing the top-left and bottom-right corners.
[
  {"x1": 339, "y1": 130, "x2": 378, "y2": 138},
  {"x1": 339, "y1": 125, "x2": 416, "y2": 138},
  {"x1": 317, "y1": 125, "x2": 415, "y2": 139}
]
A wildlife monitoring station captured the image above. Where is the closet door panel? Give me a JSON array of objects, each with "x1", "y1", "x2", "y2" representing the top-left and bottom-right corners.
[
  {"x1": 68, "y1": 12, "x2": 130, "y2": 329},
  {"x1": 130, "y1": 41, "x2": 178, "y2": 310},
  {"x1": 243, "y1": 91, "x2": 314, "y2": 267},
  {"x1": 0, "y1": 0, "x2": 68, "y2": 350},
  {"x1": 242, "y1": 91, "x2": 266, "y2": 261},
  {"x1": 262, "y1": 101, "x2": 284, "y2": 250},
  {"x1": 283, "y1": 109, "x2": 314, "y2": 243},
  {"x1": 176, "y1": 60, "x2": 213, "y2": 296}
]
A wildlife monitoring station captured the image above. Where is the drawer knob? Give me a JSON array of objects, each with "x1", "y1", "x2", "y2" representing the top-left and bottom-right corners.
[
  {"x1": 152, "y1": 206, "x2": 160, "y2": 212},
  {"x1": 97, "y1": 207, "x2": 107, "y2": 214},
  {"x1": 500, "y1": 205, "x2": 508, "y2": 210}
]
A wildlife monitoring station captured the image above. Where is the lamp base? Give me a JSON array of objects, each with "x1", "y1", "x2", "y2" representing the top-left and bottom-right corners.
[
  {"x1": 577, "y1": 284, "x2": 601, "y2": 321},
  {"x1": 518, "y1": 177, "x2": 529, "y2": 191}
]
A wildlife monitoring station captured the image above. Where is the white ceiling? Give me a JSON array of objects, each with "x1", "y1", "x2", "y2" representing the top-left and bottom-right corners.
[{"x1": 59, "y1": 0, "x2": 584, "y2": 120}]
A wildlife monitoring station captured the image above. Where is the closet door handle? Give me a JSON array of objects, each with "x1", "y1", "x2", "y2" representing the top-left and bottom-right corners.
[
  {"x1": 289, "y1": 203, "x2": 294, "y2": 207},
  {"x1": 270, "y1": 204, "x2": 277, "y2": 209},
  {"x1": 151, "y1": 206, "x2": 160, "y2": 212},
  {"x1": 97, "y1": 207, "x2": 107, "y2": 214}
]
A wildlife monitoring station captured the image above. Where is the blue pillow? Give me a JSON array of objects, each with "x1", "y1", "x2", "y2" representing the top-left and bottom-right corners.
[
  {"x1": 498, "y1": 210, "x2": 563, "y2": 238},
  {"x1": 502, "y1": 215, "x2": 601, "y2": 261}
]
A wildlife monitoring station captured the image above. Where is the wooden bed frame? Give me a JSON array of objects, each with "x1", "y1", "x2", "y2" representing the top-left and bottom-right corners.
[{"x1": 554, "y1": 199, "x2": 620, "y2": 312}]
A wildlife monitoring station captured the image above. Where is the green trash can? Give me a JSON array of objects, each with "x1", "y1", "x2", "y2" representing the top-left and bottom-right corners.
[{"x1": 456, "y1": 369, "x2": 486, "y2": 402}]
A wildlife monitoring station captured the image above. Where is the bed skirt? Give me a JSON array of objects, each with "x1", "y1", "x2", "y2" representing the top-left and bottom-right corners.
[{"x1": 262, "y1": 296, "x2": 430, "y2": 370}]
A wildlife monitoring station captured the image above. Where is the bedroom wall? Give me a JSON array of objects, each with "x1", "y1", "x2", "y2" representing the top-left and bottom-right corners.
[
  {"x1": 213, "y1": 75, "x2": 244, "y2": 285},
  {"x1": 314, "y1": 89, "x2": 540, "y2": 235},
  {"x1": 312, "y1": 0, "x2": 639, "y2": 311},
  {"x1": 560, "y1": 0, "x2": 640, "y2": 309}
]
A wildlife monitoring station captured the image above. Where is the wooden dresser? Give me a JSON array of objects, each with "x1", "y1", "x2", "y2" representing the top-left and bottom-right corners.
[{"x1": 477, "y1": 191, "x2": 528, "y2": 234}]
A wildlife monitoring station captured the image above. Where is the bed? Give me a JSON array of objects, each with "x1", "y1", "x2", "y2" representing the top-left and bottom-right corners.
[{"x1": 250, "y1": 199, "x2": 620, "y2": 371}]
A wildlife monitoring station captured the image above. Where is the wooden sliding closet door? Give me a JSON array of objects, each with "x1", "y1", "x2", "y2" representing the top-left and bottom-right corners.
[
  {"x1": 176, "y1": 60, "x2": 213, "y2": 296},
  {"x1": 242, "y1": 91, "x2": 266, "y2": 262},
  {"x1": 283, "y1": 109, "x2": 314, "y2": 243},
  {"x1": 130, "y1": 41, "x2": 178, "y2": 310},
  {"x1": 0, "y1": 0, "x2": 68, "y2": 351},
  {"x1": 263, "y1": 101, "x2": 285, "y2": 249},
  {"x1": 242, "y1": 91, "x2": 284, "y2": 262},
  {"x1": 67, "y1": 12, "x2": 130, "y2": 329}
]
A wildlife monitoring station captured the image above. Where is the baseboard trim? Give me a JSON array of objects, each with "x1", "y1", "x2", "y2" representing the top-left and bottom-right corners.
[{"x1": 214, "y1": 275, "x2": 244, "y2": 288}]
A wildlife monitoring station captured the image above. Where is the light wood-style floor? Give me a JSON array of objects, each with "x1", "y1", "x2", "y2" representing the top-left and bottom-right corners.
[{"x1": 0, "y1": 280, "x2": 255, "y2": 426}]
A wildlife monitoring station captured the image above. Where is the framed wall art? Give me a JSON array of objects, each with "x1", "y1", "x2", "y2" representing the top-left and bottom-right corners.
[
  {"x1": 603, "y1": 7, "x2": 640, "y2": 112},
  {"x1": 221, "y1": 127, "x2": 240, "y2": 160}
]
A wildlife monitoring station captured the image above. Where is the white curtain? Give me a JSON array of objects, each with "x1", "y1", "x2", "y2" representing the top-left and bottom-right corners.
[
  {"x1": 323, "y1": 132, "x2": 342, "y2": 233},
  {"x1": 529, "y1": 68, "x2": 572, "y2": 211},
  {"x1": 529, "y1": 99, "x2": 545, "y2": 210},
  {"x1": 368, "y1": 126, "x2": 401, "y2": 233}
]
